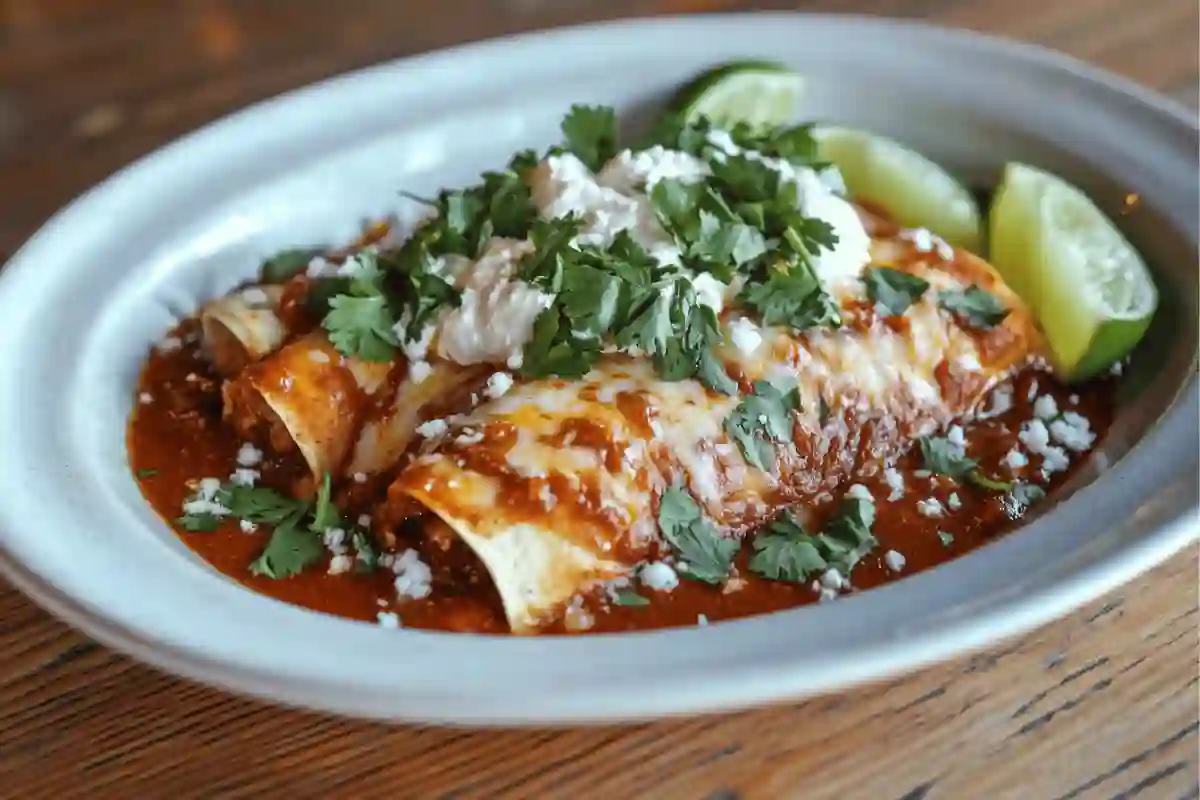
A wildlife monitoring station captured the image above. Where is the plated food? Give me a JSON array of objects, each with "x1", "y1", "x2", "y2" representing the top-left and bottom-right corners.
[
  {"x1": 2, "y1": 15, "x2": 1194, "y2": 723},
  {"x1": 128, "y1": 63, "x2": 1153, "y2": 635}
]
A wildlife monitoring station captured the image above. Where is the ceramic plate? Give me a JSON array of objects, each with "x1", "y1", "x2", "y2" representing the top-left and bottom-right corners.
[{"x1": 0, "y1": 14, "x2": 1195, "y2": 725}]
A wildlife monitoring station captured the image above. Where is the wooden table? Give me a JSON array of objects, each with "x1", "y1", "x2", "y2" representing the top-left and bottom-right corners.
[{"x1": 1, "y1": 2, "x2": 1196, "y2": 797}]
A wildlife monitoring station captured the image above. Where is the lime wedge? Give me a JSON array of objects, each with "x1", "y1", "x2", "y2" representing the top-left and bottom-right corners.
[
  {"x1": 670, "y1": 61, "x2": 804, "y2": 130},
  {"x1": 989, "y1": 163, "x2": 1157, "y2": 381},
  {"x1": 814, "y1": 126, "x2": 983, "y2": 253}
]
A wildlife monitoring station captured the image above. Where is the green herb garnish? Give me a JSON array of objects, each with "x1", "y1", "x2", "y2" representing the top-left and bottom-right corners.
[
  {"x1": 938, "y1": 285, "x2": 1009, "y2": 329},
  {"x1": 560, "y1": 104, "x2": 619, "y2": 172},
  {"x1": 613, "y1": 589, "x2": 651, "y2": 607},
  {"x1": 863, "y1": 267, "x2": 930, "y2": 316},
  {"x1": 135, "y1": 468, "x2": 159, "y2": 479},
  {"x1": 724, "y1": 379, "x2": 802, "y2": 471},
  {"x1": 748, "y1": 497, "x2": 878, "y2": 584},
  {"x1": 352, "y1": 529, "x2": 380, "y2": 573},
  {"x1": 918, "y1": 435, "x2": 978, "y2": 479},
  {"x1": 262, "y1": 248, "x2": 323, "y2": 283},
  {"x1": 1008, "y1": 482, "x2": 1047, "y2": 508},
  {"x1": 937, "y1": 530, "x2": 955, "y2": 547},
  {"x1": 657, "y1": 483, "x2": 739, "y2": 584},
  {"x1": 249, "y1": 522, "x2": 327, "y2": 580}
]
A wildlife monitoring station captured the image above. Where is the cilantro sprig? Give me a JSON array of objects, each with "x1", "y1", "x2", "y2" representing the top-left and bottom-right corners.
[
  {"x1": 657, "y1": 483, "x2": 739, "y2": 584},
  {"x1": 919, "y1": 434, "x2": 1014, "y2": 493},
  {"x1": 319, "y1": 151, "x2": 539, "y2": 361},
  {"x1": 177, "y1": 473, "x2": 374, "y2": 581},
  {"x1": 560, "y1": 105, "x2": 619, "y2": 172},
  {"x1": 748, "y1": 496, "x2": 878, "y2": 584}
]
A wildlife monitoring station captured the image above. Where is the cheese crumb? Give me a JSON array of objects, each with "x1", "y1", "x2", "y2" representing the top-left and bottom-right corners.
[
  {"x1": 376, "y1": 611, "x2": 401, "y2": 629},
  {"x1": 485, "y1": 371, "x2": 514, "y2": 399},
  {"x1": 156, "y1": 336, "x2": 183, "y2": 354},
  {"x1": 352, "y1": 472, "x2": 367, "y2": 484},
  {"x1": 1033, "y1": 395, "x2": 1059, "y2": 420},
  {"x1": 138, "y1": 392, "x2": 153, "y2": 404},
  {"x1": 884, "y1": 550, "x2": 907, "y2": 573},
  {"x1": 236, "y1": 443, "x2": 263, "y2": 467},
  {"x1": 884, "y1": 468, "x2": 905, "y2": 501},
  {"x1": 357, "y1": 514, "x2": 372, "y2": 528},
  {"x1": 328, "y1": 554, "x2": 354, "y2": 575},
  {"x1": 239, "y1": 519, "x2": 258, "y2": 534},
  {"x1": 456, "y1": 428, "x2": 485, "y2": 446},
  {"x1": 820, "y1": 568, "x2": 847, "y2": 591},
  {"x1": 1020, "y1": 419, "x2": 1070, "y2": 476},
  {"x1": 978, "y1": 384, "x2": 1013, "y2": 419},
  {"x1": 416, "y1": 418, "x2": 449, "y2": 439},
  {"x1": 563, "y1": 595, "x2": 594, "y2": 631},
  {"x1": 1049, "y1": 411, "x2": 1096, "y2": 452},
  {"x1": 917, "y1": 498, "x2": 945, "y2": 518},
  {"x1": 323, "y1": 527, "x2": 347, "y2": 554},
  {"x1": 946, "y1": 425, "x2": 966, "y2": 448},
  {"x1": 640, "y1": 561, "x2": 680, "y2": 592},
  {"x1": 947, "y1": 492, "x2": 962, "y2": 511},
  {"x1": 392, "y1": 549, "x2": 433, "y2": 600},
  {"x1": 230, "y1": 468, "x2": 259, "y2": 487},
  {"x1": 846, "y1": 484, "x2": 872, "y2": 501},
  {"x1": 408, "y1": 360, "x2": 433, "y2": 384},
  {"x1": 727, "y1": 317, "x2": 764, "y2": 355},
  {"x1": 1004, "y1": 449, "x2": 1029, "y2": 469}
]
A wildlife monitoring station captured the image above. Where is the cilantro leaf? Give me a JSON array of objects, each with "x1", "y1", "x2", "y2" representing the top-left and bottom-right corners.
[
  {"x1": 863, "y1": 267, "x2": 930, "y2": 316},
  {"x1": 613, "y1": 589, "x2": 650, "y2": 607},
  {"x1": 724, "y1": 379, "x2": 802, "y2": 471},
  {"x1": 740, "y1": 250, "x2": 841, "y2": 332},
  {"x1": 747, "y1": 513, "x2": 827, "y2": 582},
  {"x1": 938, "y1": 285, "x2": 1009, "y2": 329},
  {"x1": 561, "y1": 105, "x2": 619, "y2": 171},
  {"x1": 249, "y1": 520, "x2": 325, "y2": 580},
  {"x1": 821, "y1": 496, "x2": 878, "y2": 574},
  {"x1": 918, "y1": 435, "x2": 978, "y2": 479},
  {"x1": 690, "y1": 211, "x2": 767, "y2": 270},
  {"x1": 178, "y1": 512, "x2": 220, "y2": 532},
  {"x1": 217, "y1": 484, "x2": 307, "y2": 526},
  {"x1": 519, "y1": 308, "x2": 600, "y2": 379},
  {"x1": 135, "y1": 468, "x2": 159, "y2": 479},
  {"x1": 262, "y1": 248, "x2": 322, "y2": 283},
  {"x1": 323, "y1": 293, "x2": 398, "y2": 362},
  {"x1": 747, "y1": 497, "x2": 877, "y2": 584},
  {"x1": 709, "y1": 154, "x2": 782, "y2": 203},
  {"x1": 318, "y1": 251, "x2": 401, "y2": 361},
  {"x1": 657, "y1": 483, "x2": 738, "y2": 584},
  {"x1": 937, "y1": 530, "x2": 955, "y2": 547}
]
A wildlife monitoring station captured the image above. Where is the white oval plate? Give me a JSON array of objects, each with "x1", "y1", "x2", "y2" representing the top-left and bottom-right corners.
[{"x1": 0, "y1": 14, "x2": 1196, "y2": 726}]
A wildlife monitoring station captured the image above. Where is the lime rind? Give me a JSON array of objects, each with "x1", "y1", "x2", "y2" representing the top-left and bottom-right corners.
[
  {"x1": 814, "y1": 126, "x2": 983, "y2": 253},
  {"x1": 670, "y1": 61, "x2": 804, "y2": 130},
  {"x1": 988, "y1": 162, "x2": 1158, "y2": 381}
]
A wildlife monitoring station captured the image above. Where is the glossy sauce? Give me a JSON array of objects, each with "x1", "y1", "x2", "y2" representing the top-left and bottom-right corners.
[{"x1": 129, "y1": 323, "x2": 1117, "y2": 634}]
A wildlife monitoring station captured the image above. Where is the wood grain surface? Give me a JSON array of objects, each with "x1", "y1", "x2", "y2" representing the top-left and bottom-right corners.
[{"x1": 0, "y1": 1, "x2": 1197, "y2": 797}]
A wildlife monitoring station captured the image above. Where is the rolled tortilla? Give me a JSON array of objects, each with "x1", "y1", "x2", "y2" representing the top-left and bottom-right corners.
[
  {"x1": 381, "y1": 235, "x2": 1043, "y2": 632},
  {"x1": 201, "y1": 285, "x2": 289, "y2": 377},
  {"x1": 344, "y1": 361, "x2": 488, "y2": 479},
  {"x1": 222, "y1": 331, "x2": 394, "y2": 493}
]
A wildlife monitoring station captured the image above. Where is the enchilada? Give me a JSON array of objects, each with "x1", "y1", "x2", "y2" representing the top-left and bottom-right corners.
[{"x1": 128, "y1": 104, "x2": 1125, "y2": 635}]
